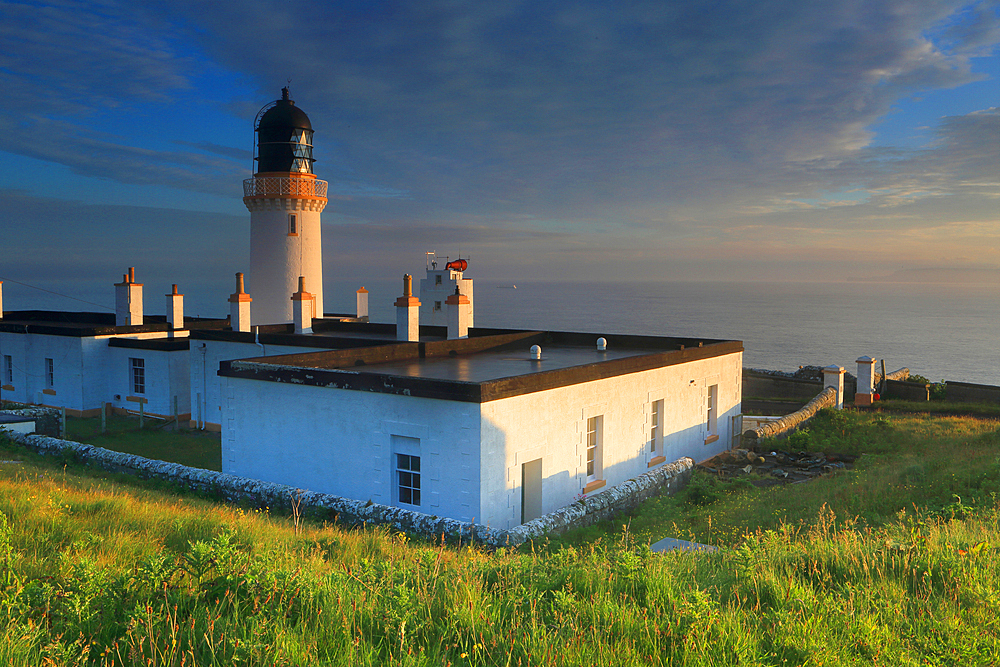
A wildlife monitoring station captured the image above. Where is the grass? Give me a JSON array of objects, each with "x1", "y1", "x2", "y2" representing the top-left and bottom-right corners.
[
  {"x1": 0, "y1": 411, "x2": 998, "y2": 664},
  {"x1": 868, "y1": 399, "x2": 1000, "y2": 418},
  {"x1": 63, "y1": 414, "x2": 222, "y2": 471},
  {"x1": 552, "y1": 409, "x2": 1000, "y2": 549}
]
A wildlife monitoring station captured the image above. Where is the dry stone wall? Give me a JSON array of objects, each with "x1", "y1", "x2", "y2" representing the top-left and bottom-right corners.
[
  {"x1": 742, "y1": 386, "x2": 836, "y2": 443},
  {"x1": 1, "y1": 430, "x2": 693, "y2": 548}
]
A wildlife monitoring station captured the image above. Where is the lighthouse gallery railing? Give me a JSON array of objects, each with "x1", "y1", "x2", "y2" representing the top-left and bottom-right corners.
[{"x1": 243, "y1": 177, "x2": 328, "y2": 198}]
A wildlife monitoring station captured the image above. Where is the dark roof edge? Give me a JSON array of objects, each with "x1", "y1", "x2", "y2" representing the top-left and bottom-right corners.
[{"x1": 218, "y1": 338, "x2": 744, "y2": 403}]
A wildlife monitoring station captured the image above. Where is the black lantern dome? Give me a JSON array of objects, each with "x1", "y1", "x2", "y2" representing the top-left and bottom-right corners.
[{"x1": 254, "y1": 87, "x2": 315, "y2": 174}]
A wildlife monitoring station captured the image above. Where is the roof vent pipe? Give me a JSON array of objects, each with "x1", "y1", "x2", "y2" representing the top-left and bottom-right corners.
[
  {"x1": 597, "y1": 337, "x2": 607, "y2": 351},
  {"x1": 530, "y1": 345, "x2": 542, "y2": 360}
]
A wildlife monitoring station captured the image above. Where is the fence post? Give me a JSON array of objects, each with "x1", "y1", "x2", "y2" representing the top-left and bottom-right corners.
[
  {"x1": 60, "y1": 407, "x2": 66, "y2": 438},
  {"x1": 101, "y1": 402, "x2": 106, "y2": 434},
  {"x1": 139, "y1": 401, "x2": 144, "y2": 429},
  {"x1": 855, "y1": 356, "x2": 876, "y2": 406}
]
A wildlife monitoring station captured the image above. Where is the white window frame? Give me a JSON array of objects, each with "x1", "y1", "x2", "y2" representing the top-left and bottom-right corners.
[
  {"x1": 650, "y1": 399, "x2": 663, "y2": 456},
  {"x1": 45, "y1": 358, "x2": 54, "y2": 389},
  {"x1": 391, "y1": 435, "x2": 421, "y2": 508},
  {"x1": 585, "y1": 415, "x2": 603, "y2": 482},
  {"x1": 706, "y1": 384, "x2": 719, "y2": 443},
  {"x1": 130, "y1": 357, "x2": 145, "y2": 395},
  {"x1": 288, "y1": 213, "x2": 298, "y2": 235},
  {"x1": 3, "y1": 355, "x2": 11, "y2": 385}
]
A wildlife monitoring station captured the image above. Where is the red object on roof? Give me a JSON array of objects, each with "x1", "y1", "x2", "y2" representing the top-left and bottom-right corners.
[{"x1": 445, "y1": 259, "x2": 468, "y2": 271}]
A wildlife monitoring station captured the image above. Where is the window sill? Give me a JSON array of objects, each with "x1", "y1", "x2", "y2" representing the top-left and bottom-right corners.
[
  {"x1": 287, "y1": 232, "x2": 299, "y2": 237},
  {"x1": 42, "y1": 388, "x2": 56, "y2": 396},
  {"x1": 1, "y1": 385, "x2": 13, "y2": 391},
  {"x1": 647, "y1": 455, "x2": 666, "y2": 468},
  {"x1": 705, "y1": 434, "x2": 719, "y2": 445},
  {"x1": 126, "y1": 395, "x2": 148, "y2": 404},
  {"x1": 583, "y1": 479, "x2": 606, "y2": 493}
]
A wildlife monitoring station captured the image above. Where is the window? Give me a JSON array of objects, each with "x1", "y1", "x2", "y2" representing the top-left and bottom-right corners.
[
  {"x1": 433, "y1": 301, "x2": 442, "y2": 312},
  {"x1": 131, "y1": 358, "x2": 145, "y2": 395},
  {"x1": 706, "y1": 384, "x2": 718, "y2": 442},
  {"x1": 288, "y1": 214, "x2": 297, "y2": 235},
  {"x1": 3, "y1": 355, "x2": 11, "y2": 385},
  {"x1": 45, "y1": 358, "x2": 54, "y2": 389},
  {"x1": 396, "y1": 454, "x2": 421, "y2": 506},
  {"x1": 586, "y1": 416, "x2": 602, "y2": 481},
  {"x1": 650, "y1": 399, "x2": 663, "y2": 454},
  {"x1": 435, "y1": 275, "x2": 442, "y2": 285}
]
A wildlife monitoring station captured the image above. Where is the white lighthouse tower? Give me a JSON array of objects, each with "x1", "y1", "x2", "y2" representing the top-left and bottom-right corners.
[{"x1": 243, "y1": 88, "x2": 328, "y2": 326}]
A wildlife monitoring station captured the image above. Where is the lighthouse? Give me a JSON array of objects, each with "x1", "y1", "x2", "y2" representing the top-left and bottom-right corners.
[{"x1": 243, "y1": 88, "x2": 328, "y2": 326}]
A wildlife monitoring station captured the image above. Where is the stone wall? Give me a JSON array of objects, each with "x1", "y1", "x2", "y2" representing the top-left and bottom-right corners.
[
  {"x1": 945, "y1": 381, "x2": 1000, "y2": 404},
  {"x1": 741, "y1": 386, "x2": 837, "y2": 444},
  {"x1": 884, "y1": 379, "x2": 929, "y2": 401},
  {"x1": 0, "y1": 430, "x2": 693, "y2": 548}
]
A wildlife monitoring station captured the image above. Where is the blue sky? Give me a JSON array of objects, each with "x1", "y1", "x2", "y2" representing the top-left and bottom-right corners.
[{"x1": 1, "y1": 0, "x2": 998, "y2": 314}]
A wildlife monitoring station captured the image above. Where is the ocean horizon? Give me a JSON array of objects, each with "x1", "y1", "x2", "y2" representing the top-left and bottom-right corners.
[{"x1": 5, "y1": 277, "x2": 997, "y2": 386}]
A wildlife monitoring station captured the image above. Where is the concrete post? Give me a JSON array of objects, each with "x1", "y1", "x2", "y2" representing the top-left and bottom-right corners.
[
  {"x1": 0, "y1": 280, "x2": 4, "y2": 319},
  {"x1": 823, "y1": 365, "x2": 846, "y2": 409},
  {"x1": 446, "y1": 286, "x2": 471, "y2": 339},
  {"x1": 356, "y1": 287, "x2": 369, "y2": 321},
  {"x1": 855, "y1": 356, "x2": 876, "y2": 406},
  {"x1": 229, "y1": 273, "x2": 252, "y2": 333},
  {"x1": 395, "y1": 274, "x2": 421, "y2": 342},
  {"x1": 291, "y1": 276, "x2": 313, "y2": 334}
]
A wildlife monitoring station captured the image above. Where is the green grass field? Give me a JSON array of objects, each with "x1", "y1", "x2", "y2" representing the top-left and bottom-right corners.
[
  {"x1": 64, "y1": 414, "x2": 222, "y2": 471},
  {"x1": 0, "y1": 409, "x2": 997, "y2": 664}
]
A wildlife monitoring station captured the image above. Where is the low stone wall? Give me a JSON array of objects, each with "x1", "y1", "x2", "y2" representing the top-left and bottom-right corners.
[
  {"x1": 742, "y1": 386, "x2": 836, "y2": 444},
  {"x1": 0, "y1": 430, "x2": 693, "y2": 548},
  {"x1": 884, "y1": 379, "x2": 929, "y2": 401},
  {"x1": 945, "y1": 381, "x2": 1000, "y2": 405}
]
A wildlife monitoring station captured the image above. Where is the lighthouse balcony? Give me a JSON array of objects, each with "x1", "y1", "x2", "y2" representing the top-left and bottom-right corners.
[{"x1": 243, "y1": 176, "x2": 328, "y2": 199}]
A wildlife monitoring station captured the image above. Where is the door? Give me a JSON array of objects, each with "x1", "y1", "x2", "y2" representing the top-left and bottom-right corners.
[{"x1": 521, "y1": 458, "x2": 543, "y2": 524}]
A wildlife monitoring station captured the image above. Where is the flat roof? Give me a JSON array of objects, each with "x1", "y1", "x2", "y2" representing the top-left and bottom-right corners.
[
  {"x1": 0, "y1": 311, "x2": 225, "y2": 337},
  {"x1": 219, "y1": 330, "x2": 743, "y2": 403}
]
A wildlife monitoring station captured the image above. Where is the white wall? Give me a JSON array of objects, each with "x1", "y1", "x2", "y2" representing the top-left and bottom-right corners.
[
  {"x1": 0, "y1": 333, "x2": 87, "y2": 411},
  {"x1": 221, "y1": 349, "x2": 741, "y2": 527},
  {"x1": 189, "y1": 340, "x2": 330, "y2": 428},
  {"x1": 108, "y1": 347, "x2": 190, "y2": 417},
  {"x1": 222, "y1": 377, "x2": 483, "y2": 522},
  {"x1": 248, "y1": 205, "x2": 324, "y2": 326},
  {"x1": 478, "y1": 351, "x2": 742, "y2": 528},
  {"x1": 419, "y1": 270, "x2": 474, "y2": 327}
]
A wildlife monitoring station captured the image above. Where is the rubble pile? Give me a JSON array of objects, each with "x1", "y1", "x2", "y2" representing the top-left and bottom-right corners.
[{"x1": 699, "y1": 447, "x2": 858, "y2": 487}]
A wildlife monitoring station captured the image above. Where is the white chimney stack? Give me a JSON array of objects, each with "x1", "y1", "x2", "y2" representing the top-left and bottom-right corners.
[
  {"x1": 166, "y1": 284, "x2": 184, "y2": 330},
  {"x1": 291, "y1": 276, "x2": 313, "y2": 334},
  {"x1": 446, "y1": 286, "x2": 470, "y2": 339},
  {"x1": 115, "y1": 267, "x2": 143, "y2": 326},
  {"x1": 229, "y1": 272, "x2": 252, "y2": 333},
  {"x1": 356, "y1": 286, "x2": 369, "y2": 321},
  {"x1": 0, "y1": 280, "x2": 4, "y2": 319},
  {"x1": 395, "y1": 274, "x2": 420, "y2": 342}
]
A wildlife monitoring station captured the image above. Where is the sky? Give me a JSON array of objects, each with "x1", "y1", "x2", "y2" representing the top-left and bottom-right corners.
[{"x1": 1, "y1": 0, "x2": 998, "y2": 315}]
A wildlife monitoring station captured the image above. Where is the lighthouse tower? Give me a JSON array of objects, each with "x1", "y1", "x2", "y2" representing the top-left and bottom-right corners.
[{"x1": 243, "y1": 88, "x2": 328, "y2": 326}]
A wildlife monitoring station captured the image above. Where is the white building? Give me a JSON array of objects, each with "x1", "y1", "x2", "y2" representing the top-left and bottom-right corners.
[
  {"x1": 0, "y1": 275, "x2": 192, "y2": 421},
  {"x1": 219, "y1": 330, "x2": 742, "y2": 528},
  {"x1": 0, "y1": 89, "x2": 745, "y2": 529},
  {"x1": 419, "y1": 254, "x2": 474, "y2": 328}
]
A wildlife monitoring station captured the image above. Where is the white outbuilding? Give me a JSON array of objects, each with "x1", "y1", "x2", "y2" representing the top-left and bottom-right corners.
[{"x1": 218, "y1": 329, "x2": 742, "y2": 528}]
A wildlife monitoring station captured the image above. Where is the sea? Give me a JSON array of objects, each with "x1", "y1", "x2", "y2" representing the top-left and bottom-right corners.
[{"x1": 8, "y1": 278, "x2": 998, "y2": 386}]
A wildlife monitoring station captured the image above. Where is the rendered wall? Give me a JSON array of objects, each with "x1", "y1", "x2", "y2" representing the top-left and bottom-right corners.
[
  {"x1": 221, "y1": 377, "x2": 483, "y2": 523},
  {"x1": 248, "y1": 206, "x2": 324, "y2": 326},
  {"x1": 189, "y1": 340, "x2": 328, "y2": 429},
  {"x1": 0, "y1": 333, "x2": 87, "y2": 411},
  {"x1": 108, "y1": 347, "x2": 191, "y2": 417},
  {"x1": 479, "y1": 351, "x2": 742, "y2": 528}
]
